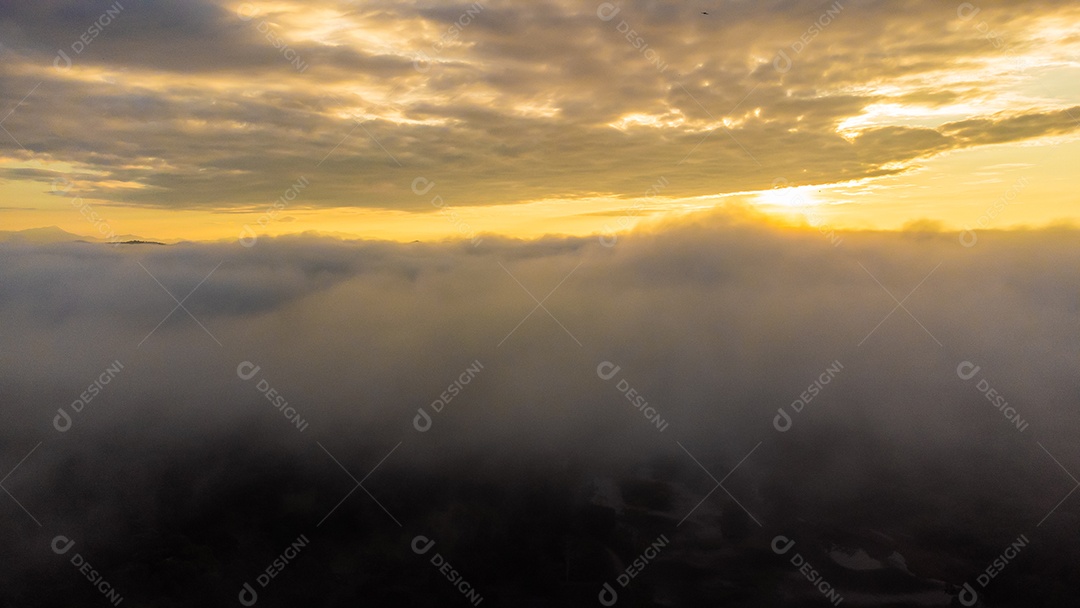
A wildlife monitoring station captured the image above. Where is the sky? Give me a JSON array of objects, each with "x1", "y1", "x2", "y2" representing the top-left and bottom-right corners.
[
  {"x1": 2, "y1": 2, "x2": 1080, "y2": 605},
  {"x1": 0, "y1": 0, "x2": 1078, "y2": 242}
]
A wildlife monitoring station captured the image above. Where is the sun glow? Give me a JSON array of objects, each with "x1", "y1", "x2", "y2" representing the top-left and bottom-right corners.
[{"x1": 755, "y1": 186, "x2": 820, "y2": 209}]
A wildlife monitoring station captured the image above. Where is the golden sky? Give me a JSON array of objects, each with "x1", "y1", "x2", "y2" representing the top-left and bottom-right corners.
[{"x1": 0, "y1": 0, "x2": 1078, "y2": 242}]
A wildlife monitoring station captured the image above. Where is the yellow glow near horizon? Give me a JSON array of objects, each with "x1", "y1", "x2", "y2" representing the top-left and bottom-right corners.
[
  {"x1": 4, "y1": 129, "x2": 1077, "y2": 244},
  {"x1": 756, "y1": 186, "x2": 820, "y2": 209},
  {"x1": 3, "y1": 132, "x2": 1077, "y2": 243},
  {"x1": 2, "y1": 2, "x2": 1079, "y2": 243}
]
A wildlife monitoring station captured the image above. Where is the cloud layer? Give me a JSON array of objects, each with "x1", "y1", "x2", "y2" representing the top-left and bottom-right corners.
[
  {"x1": 1, "y1": 0, "x2": 1078, "y2": 213},
  {"x1": 1, "y1": 211, "x2": 1078, "y2": 604}
]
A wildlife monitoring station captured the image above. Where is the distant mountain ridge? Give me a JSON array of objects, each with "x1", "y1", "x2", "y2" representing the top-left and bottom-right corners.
[{"x1": 0, "y1": 226, "x2": 165, "y2": 245}]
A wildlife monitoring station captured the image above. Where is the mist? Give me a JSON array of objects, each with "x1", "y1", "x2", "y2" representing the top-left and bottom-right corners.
[{"x1": 2, "y1": 209, "x2": 1078, "y2": 606}]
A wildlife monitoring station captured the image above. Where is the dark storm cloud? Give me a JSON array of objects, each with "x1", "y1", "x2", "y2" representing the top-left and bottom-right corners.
[{"x1": 2, "y1": 0, "x2": 1079, "y2": 211}]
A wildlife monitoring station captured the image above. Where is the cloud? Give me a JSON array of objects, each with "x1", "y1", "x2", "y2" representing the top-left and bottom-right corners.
[
  {"x1": 942, "y1": 105, "x2": 1080, "y2": 145},
  {"x1": 1, "y1": 211, "x2": 1078, "y2": 603},
  {"x1": 1, "y1": 0, "x2": 1078, "y2": 213}
]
